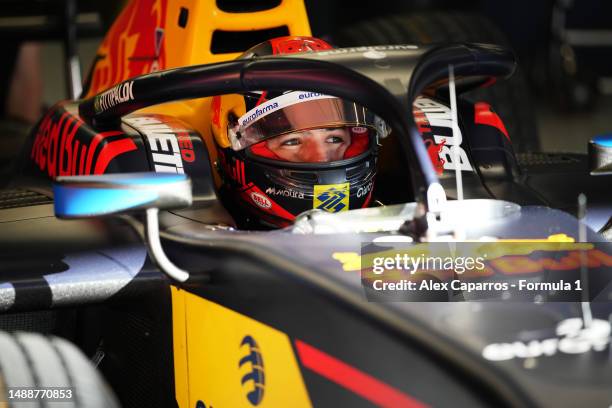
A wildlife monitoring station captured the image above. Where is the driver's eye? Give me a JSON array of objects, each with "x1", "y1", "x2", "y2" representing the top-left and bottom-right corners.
[
  {"x1": 326, "y1": 136, "x2": 344, "y2": 144},
  {"x1": 281, "y1": 138, "x2": 301, "y2": 146}
]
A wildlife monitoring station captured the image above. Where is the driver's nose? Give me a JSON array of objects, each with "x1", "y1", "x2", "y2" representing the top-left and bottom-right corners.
[
  {"x1": 299, "y1": 132, "x2": 330, "y2": 162},
  {"x1": 300, "y1": 139, "x2": 329, "y2": 162}
]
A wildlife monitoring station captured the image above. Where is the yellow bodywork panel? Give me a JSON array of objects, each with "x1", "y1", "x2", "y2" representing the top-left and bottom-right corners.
[
  {"x1": 86, "y1": 0, "x2": 311, "y2": 141},
  {"x1": 172, "y1": 288, "x2": 312, "y2": 408},
  {"x1": 155, "y1": 0, "x2": 312, "y2": 183},
  {"x1": 164, "y1": 0, "x2": 312, "y2": 66},
  {"x1": 171, "y1": 286, "x2": 189, "y2": 408},
  {"x1": 87, "y1": 0, "x2": 311, "y2": 94},
  {"x1": 86, "y1": 0, "x2": 312, "y2": 184}
]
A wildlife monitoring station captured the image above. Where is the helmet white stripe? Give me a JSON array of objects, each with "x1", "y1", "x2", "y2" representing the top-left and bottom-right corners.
[{"x1": 238, "y1": 91, "x2": 336, "y2": 128}]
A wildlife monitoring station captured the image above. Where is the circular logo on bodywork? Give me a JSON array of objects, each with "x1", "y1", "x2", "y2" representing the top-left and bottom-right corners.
[
  {"x1": 250, "y1": 192, "x2": 271, "y2": 209},
  {"x1": 240, "y1": 335, "x2": 265, "y2": 406}
]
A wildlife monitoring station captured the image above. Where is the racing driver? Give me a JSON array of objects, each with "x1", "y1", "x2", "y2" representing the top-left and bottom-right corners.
[{"x1": 210, "y1": 36, "x2": 389, "y2": 229}]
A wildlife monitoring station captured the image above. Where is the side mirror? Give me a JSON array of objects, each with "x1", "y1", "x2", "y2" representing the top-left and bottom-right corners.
[{"x1": 54, "y1": 172, "x2": 192, "y2": 282}]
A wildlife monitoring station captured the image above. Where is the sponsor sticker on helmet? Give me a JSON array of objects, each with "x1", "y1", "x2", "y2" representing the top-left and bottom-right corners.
[
  {"x1": 357, "y1": 181, "x2": 373, "y2": 198},
  {"x1": 314, "y1": 183, "x2": 350, "y2": 213},
  {"x1": 238, "y1": 91, "x2": 335, "y2": 128},
  {"x1": 265, "y1": 187, "x2": 305, "y2": 199},
  {"x1": 250, "y1": 192, "x2": 272, "y2": 209}
]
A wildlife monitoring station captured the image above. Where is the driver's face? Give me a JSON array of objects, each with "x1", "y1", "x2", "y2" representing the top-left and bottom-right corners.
[{"x1": 265, "y1": 128, "x2": 351, "y2": 162}]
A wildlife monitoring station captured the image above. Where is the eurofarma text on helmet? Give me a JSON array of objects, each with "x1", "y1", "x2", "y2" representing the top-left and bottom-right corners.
[
  {"x1": 240, "y1": 102, "x2": 279, "y2": 127},
  {"x1": 239, "y1": 91, "x2": 334, "y2": 127}
]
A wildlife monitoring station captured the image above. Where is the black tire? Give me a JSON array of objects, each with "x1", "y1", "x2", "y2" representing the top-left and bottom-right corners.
[
  {"x1": 333, "y1": 12, "x2": 540, "y2": 152},
  {"x1": 0, "y1": 331, "x2": 119, "y2": 408}
]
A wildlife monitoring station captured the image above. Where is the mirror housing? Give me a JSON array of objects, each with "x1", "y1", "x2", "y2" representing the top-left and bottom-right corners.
[
  {"x1": 54, "y1": 172, "x2": 191, "y2": 218},
  {"x1": 53, "y1": 172, "x2": 192, "y2": 282}
]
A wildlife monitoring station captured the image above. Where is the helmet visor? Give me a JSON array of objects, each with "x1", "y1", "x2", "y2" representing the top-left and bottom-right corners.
[
  {"x1": 248, "y1": 125, "x2": 372, "y2": 163},
  {"x1": 228, "y1": 91, "x2": 388, "y2": 151}
]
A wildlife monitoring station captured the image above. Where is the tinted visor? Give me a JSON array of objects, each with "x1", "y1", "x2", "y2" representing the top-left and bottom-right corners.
[
  {"x1": 248, "y1": 126, "x2": 372, "y2": 163},
  {"x1": 228, "y1": 91, "x2": 388, "y2": 151}
]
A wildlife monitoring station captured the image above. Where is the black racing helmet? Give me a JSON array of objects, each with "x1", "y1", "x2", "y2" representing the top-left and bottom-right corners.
[{"x1": 210, "y1": 36, "x2": 389, "y2": 228}]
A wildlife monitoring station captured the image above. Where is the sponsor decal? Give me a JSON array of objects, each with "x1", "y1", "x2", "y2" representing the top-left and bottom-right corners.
[
  {"x1": 240, "y1": 102, "x2": 279, "y2": 127},
  {"x1": 176, "y1": 131, "x2": 195, "y2": 162},
  {"x1": 265, "y1": 187, "x2": 305, "y2": 199},
  {"x1": 94, "y1": 81, "x2": 134, "y2": 113},
  {"x1": 486, "y1": 249, "x2": 612, "y2": 273},
  {"x1": 86, "y1": 0, "x2": 167, "y2": 97},
  {"x1": 238, "y1": 91, "x2": 335, "y2": 128},
  {"x1": 183, "y1": 294, "x2": 310, "y2": 406},
  {"x1": 424, "y1": 139, "x2": 446, "y2": 174},
  {"x1": 250, "y1": 192, "x2": 272, "y2": 209},
  {"x1": 314, "y1": 183, "x2": 350, "y2": 213},
  {"x1": 332, "y1": 236, "x2": 611, "y2": 274},
  {"x1": 239, "y1": 335, "x2": 265, "y2": 406},
  {"x1": 357, "y1": 182, "x2": 374, "y2": 198},
  {"x1": 239, "y1": 186, "x2": 295, "y2": 221},
  {"x1": 30, "y1": 110, "x2": 137, "y2": 177},
  {"x1": 125, "y1": 116, "x2": 193, "y2": 173},
  {"x1": 298, "y1": 92, "x2": 324, "y2": 100},
  {"x1": 413, "y1": 97, "x2": 473, "y2": 172},
  {"x1": 482, "y1": 318, "x2": 610, "y2": 361},
  {"x1": 317, "y1": 44, "x2": 418, "y2": 56}
]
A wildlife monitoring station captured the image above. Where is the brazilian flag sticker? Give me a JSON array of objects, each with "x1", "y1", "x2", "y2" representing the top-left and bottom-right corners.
[{"x1": 314, "y1": 183, "x2": 350, "y2": 213}]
